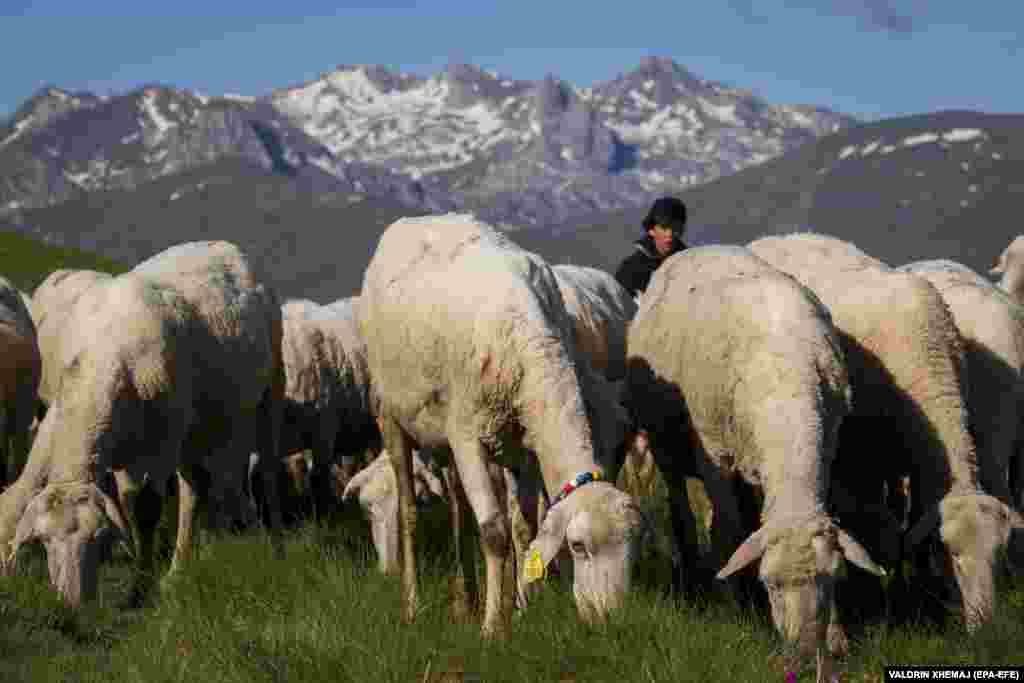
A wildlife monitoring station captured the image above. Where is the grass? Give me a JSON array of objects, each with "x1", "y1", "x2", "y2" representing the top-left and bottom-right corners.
[
  {"x1": 2, "y1": 483, "x2": 1023, "y2": 683},
  {"x1": 0, "y1": 229, "x2": 128, "y2": 293}
]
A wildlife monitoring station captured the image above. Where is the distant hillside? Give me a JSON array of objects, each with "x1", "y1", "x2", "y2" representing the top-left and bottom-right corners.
[
  {"x1": 0, "y1": 228, "x2": 127, "y2": 293},
  {"x1": 544, "y1": 110, "x2": 1024, "y2": 277},
  {"x1": 4, "y1": 157, "x2": 429, "y2": 301}
]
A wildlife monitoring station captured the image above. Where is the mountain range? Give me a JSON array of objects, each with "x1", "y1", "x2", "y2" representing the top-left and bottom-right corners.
[
  {"x1": 2, "y1": 109, "x2": 1020, "y2": 302},
  {"x1": 0, "y1": 57, "x2": 853, "y2": 228},
  {"x1": 1, "y1": 58, "x2": 1020, "y2": 302}
]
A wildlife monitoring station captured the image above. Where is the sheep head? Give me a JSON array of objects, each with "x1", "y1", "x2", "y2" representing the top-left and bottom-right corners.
[
  {"x1": 906, "y1": 493, "x2": 1021, "y2": 630},
  {"x1": 10, "y1": 482, "x2": 128, "y2": 607},
  {"x1": 341, "y1": 451, "x2": 445, "y2": 575},
  {"x1": 519, "y1": 481, "x2": 652, "y2": 622},
  {"x1": 991, "y1": 236, "x2": 1024, "y2": 301},
  {"x1": 718, "y1": 516, "x2": 883, "y2": 657}
]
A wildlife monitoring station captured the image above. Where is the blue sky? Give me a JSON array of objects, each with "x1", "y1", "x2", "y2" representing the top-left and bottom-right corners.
[{"x1": 1, "y1": 1, "x2": 1020, "y2": 122}]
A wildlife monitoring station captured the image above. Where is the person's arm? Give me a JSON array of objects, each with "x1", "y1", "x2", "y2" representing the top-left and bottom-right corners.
[{"x1": 614, "y1": 255, "x2": 642, "y2": 298}]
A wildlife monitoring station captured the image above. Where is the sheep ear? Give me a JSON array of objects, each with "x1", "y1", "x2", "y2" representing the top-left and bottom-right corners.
[
  {"x1": 837, "y1": 528, "x2": 886, "y2": 577},
  {"x1": 905, "y1": 506, "x2": 941, "y2": 553},
  {"x1": 717, "y1": 526, "x2": 769, "y2": 579}
]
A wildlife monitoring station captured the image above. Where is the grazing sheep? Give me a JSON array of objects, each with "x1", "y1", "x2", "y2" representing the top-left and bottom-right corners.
[
  {"x1": 750, "y1": 233, "x2": 1023, "y2": 631},
  {"x1": 551, "y1": 264, "x2": 637, "y2": 381},
  {"x1": 360, "y1": 213, "x2": 648, "y2": 635},
  {"x1": 29, "y1": 269, "x2": 113, "y2": 413},
  {"x1": 0, "y1": 241, "x2": 285, "y2": 607},
  {"x1": 277, "y1": 296, "x2": 379, "y2": 519},
  {"x1": 898, "y1": 259, "x2": 1024, "y2": 511},
  {"x1": 0, "y1": 277, "x2": 41, "y2": 487},
  {"x1": 341, "y1": 449, "x2": 446, "y2": 574},
  {"x1": 627, "y1": 244, "x2": 882, "y2": 674},
  {"x1": 549, "y1": 264, "x2": 658, "y2": 505}
]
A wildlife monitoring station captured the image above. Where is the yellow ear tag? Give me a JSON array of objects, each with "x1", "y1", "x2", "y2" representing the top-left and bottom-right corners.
[{"x1": 524, "y1": 549, "x2": 547, "y2": 582}]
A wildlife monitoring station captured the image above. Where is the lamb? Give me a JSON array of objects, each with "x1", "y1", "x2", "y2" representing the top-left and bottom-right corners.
[
  {"x1": 626, "y1": 244, "x2": 881, "y2": 675},
  {"x1": 277, "y1": 296, "x2": 379, "y2": 519},
  {"x1": 359, "y1": 213, "x2": 648, "y2": 635},
  {"x1": 0, "y1": 241, "x2": 285, "y2": 607},
  {"x1": 341, "y1": 448, "x2": 446, "y2": 574},
  {"x1": 749, "y1": 233, "x2": 1022, "y2": 631},
  {"x1": 0, "y1": 276, "x2": 41, "y2": 488}
]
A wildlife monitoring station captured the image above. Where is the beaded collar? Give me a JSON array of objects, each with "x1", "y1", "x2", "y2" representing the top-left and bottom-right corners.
[{"x1": 548, "y1": 470, "x2": 603, "y2": 509}]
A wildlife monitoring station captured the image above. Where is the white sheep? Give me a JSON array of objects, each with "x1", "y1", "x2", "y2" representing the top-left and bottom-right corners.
[
  {"x1": 750, "y1": 232, "x2": 1024, "y2": 632},
  {"x1": 0, "y1": 277, "x2": 41, "y2": 488},
  {"x1": 341, "y1": 448, "x2": 446, "y2": 574},
  {"x1": 627, "y1": 244, "x2": 882, "y2": 675},
  {"x1": 359, "y1": 213, "x2": 648, "y2": 635},
  {"x1": 0, "y1": 241, "x2": 286, "y2": 607},
  {"x1": 898, "y1": 259, "x2": 1024, "y2": 510},
  {"x1": 347, "y1": 261, "x2": 637, "y2": 617},
  {"x1": 277, "y1": 296, "x2": 378, "y2": 518},
  {"x1": 988, "y1": 237, "x2": 1024, "y2": 507}
]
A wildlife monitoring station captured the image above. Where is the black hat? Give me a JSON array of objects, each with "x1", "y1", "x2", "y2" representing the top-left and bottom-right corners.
[{"x1": 642, "y1": 196, "x2": 688, "y2": 234}]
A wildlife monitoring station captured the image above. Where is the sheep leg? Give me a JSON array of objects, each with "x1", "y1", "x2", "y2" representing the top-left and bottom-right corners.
[
  {"x1": 654, "y1": 452, "x2": 706, "y2": 599},
  {"x1": 1011, "y1": 439, "x2": 1024, "y2": 512},
  {"x1": 442, "y1": 462, "x2": 479, "y2": 620},
  {"x1": 507, "y1": 464, "x2": 541, "y2": 589},
  {"x1": 0, "y1": 437, "x2": 7, "y2": 490},
  {"x1": 701, "y1": 463, "x2": 758, "y2": 606},
  {"x1": 254, "y1": 377, "x2": 285, "y2": 535},
  {"x1": 310, "y1": 430, "x2": 338, "y2": 522},
  {"x1": 118, "y1": 478, "x2": 164, "y2": 608},
  {"x1": 451, "y1": 437, "x2": 509, "y2": 637},
  {"x1": 8, "y1": 428, "x2": 27, "y2": 484},
  {"x1": 168, "y1": 465, "x2": 199, "y2": 575},
  {"x1": 490, "y1": 463, "x2": 519, "y2": 618},
  {"x1": 0, "y1": 406, "x2": 8, "y2": 488},
  {"x1": 382, "y1": 415, "x2": 419, "y2": 624}
]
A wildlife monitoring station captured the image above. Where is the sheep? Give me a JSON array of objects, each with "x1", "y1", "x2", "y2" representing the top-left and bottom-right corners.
[
  {"x1": 626, "y1": 244, "x2": 882, "y2": 675},
  {"x1": 898, "y1": 259, "x2": 1024, "y2": 511},
  {"x1": 548, "y1": 263, "x2": 659, "y2": 501},
  {"x1": 276, "y1": 296, "x2": 379, "y2": 520},
  {"x1": 0, "y1": 277, "x2": 41, "y2": 488},
  {"x1": 749, "y1": 233, "x2": 1023, "y2": 631},
  {"x1": 347, "y1": 262, "x2": 637, "y2": 619},
  {"x1": 341, "y1": 448, "x2": 446, "y2": 574},
  {"x1": 551, "y1": 264, "x2": 637, "y2": 381},
  {"x1": 29, "y1": 269, "x2": 113, "y2": 414},
  {"x1": 990, "y1": 235, "x2": 1024, "y2": 306},
  {"x1": 359, "y1": 213, "x2": 648, "y2": 636},
  {"x1": 0, "y1": 241, "x2": 285, "y2": 607}
]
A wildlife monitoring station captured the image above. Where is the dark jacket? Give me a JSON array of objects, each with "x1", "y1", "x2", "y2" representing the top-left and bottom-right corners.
[{"x1": 614, "y1": 235, "x2": 687, "y2": 298}]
